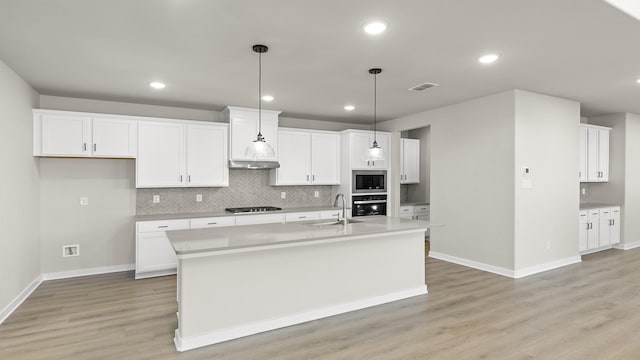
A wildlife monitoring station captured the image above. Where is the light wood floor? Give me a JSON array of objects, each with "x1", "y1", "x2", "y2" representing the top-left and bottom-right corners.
[{"x1": 2, "y1": 246, "x2": 640, "y2": 359}]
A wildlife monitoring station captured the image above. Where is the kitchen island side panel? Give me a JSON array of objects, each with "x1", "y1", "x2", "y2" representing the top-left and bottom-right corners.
[{"x1": 175, "y1": 231, "x2": 426, "y2": 350}]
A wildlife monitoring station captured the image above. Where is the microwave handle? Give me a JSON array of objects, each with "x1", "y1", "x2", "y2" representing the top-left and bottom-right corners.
[{"x1": 353, "y1": 200, "x2": 387, "y2": 204}]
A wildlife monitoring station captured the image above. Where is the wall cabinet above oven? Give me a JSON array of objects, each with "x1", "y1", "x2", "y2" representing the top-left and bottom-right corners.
[
  {"x1": 270, "y1": 128, "x2": 340, "y2": 185},
  {"x1": 341, "y1": 129, "x2": 391, "y2": 170}
]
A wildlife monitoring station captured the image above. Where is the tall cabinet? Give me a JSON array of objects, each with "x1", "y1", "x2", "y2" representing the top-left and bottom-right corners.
[
  {"x1": 400, "y1": 138, "x2": 420, "y2": 184},
  {"x1": 579, "y1": 124, "x2": 610, "y2": 182}
]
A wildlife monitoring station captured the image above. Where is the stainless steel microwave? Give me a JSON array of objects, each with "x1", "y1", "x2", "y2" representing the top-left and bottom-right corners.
[{"x1": 352, "y1": 170, "x2": 387, "y2": 193}]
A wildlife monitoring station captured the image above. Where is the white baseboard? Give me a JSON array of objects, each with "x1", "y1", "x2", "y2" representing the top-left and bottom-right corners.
[
  {"x1": 513, "y1": 256, "x2": 582, "y2": 279},
  {"x1": 429, "y1": 251, "x2": 514, "y2": 278},
  {"x1": 174, "y1": 286, "x2": 428, "y2": 352},
  {"x1": 42, "y1": 264, "x2": 135, "y2": 281},
  {"x1": 0, "y1": 274, "x2": 43, "y2": 325},
  {"x1": 614, "y1": 241, "x2": 640, "y2": 250}
]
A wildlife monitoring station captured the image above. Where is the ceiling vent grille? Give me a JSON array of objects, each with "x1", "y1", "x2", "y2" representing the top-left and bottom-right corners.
[{"x1": 408, "y1": 82, "x2": 439, "y2": 92}]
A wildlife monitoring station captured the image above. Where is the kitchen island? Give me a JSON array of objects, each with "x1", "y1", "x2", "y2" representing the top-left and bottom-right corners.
[{"x1": 167, "y1": 216, "x2": 430, "y2": 352}]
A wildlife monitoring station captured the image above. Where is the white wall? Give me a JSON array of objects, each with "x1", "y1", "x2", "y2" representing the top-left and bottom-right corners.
[
  {"x1": 513, "y1": 90, "x2": 580, "y2": 271},
  {"x1": 379, "y1": 91, "x2": 516, "y2": 270},
  {"x1": 39, "y1": 158, "x2": 136, "y2": 273},
  {"x1": 624, "y1": 113, "x2": 640, "y2": 245},
  {"x1": 0, "y1": 60, "x2": 41, "y2": 313}
]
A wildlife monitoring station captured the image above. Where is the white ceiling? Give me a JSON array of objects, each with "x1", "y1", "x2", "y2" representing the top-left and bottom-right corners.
[{"x1": 0, "y1": 0, "x2": 639, "y2": 124}]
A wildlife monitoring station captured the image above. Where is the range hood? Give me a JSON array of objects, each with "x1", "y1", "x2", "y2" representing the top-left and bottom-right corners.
[{"x1": 229, "y1": 160, "x2": 280, "y2": 169}]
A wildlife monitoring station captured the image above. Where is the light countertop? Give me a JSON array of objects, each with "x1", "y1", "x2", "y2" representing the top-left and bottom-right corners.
[
  {"x1": 135, "y1": 206, "x2": 349, "y2": 222},
  {"x1": 580, "y1": 203, "x2": 620, "y2": 210},
  {"x1": 166, "y1": 215, "x2": 430, "y2": 257},
  {"x1": 400, "y1": 202, "x2": 430, "y2": 206}
]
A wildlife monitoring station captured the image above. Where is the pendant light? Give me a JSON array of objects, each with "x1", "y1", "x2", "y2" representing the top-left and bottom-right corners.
[
  {"x1": 245, "y1": 44, "x2": 276, "y2": 160},
  {"x1": 366, "y1": 68, "x2": 385, "y2": 161}
]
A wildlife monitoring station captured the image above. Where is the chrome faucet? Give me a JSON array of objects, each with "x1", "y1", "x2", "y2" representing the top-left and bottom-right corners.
[{"x1": 334, "y1": 193, "x2": 347, "y2": 226}]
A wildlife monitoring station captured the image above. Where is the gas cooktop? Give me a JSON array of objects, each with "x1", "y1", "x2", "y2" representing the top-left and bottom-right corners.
[{"x1": 225, "y1": 206, "x2": 282, "y2": 214}]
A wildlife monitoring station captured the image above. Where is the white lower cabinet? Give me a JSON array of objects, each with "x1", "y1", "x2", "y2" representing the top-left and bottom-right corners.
[
  {"x1": 578, "y1": 206, "x2": 620, "y2": 254},
  {"x1": 319, "y1": 209, "x2": 351, "y2": 220},
  {"x1": 135, "y1": 219, "x2": 189, "y2": 279},
  {"x1": 399, "y1": 206, "x2": 414, "y2": 219},
  {"x1": 285, "y1": 212, "x2": 320, "y2": 222},
  {"x1": 235, "y1": 214, "x2": 286, "y2": 226}
]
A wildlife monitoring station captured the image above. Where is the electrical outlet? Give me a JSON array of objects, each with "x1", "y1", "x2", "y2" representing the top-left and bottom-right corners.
[
  {"x1": 80, "y1": 197, "x2": 89, "y2": 206},
  {"x1": 196, "y1": 194, "x2": 203, "y2": 202},
  {"x1": 153, "y1": 195, "x2": 160, "y2": 203},
  {"x1": 281, "y1": 192, "x2": 286, "y2": 199},
  {"x1": 314, "y1": 191, "x2": 319, "y2": 198},
  {"x1": 62, "y1": 245, "x2": 80, "y2": 257}
]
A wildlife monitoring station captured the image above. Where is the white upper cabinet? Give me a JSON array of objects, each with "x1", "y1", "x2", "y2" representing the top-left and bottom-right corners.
[
  {"x1": 34, "y1": 110, "x2": 136, "y2": 158},
  {"x1": 271, "y1": 129, "x2": 340, "y2": 185},
  {"x1": 343, "y1": 130, "x2": 391, "y2": 170},
  {"x1": 400, "y1": 138, "x2": 420, "y2": 184},
  {"x1": 581, "y1": 124, "x2": 610, "y2": 182},
  {"x1": 224, "y1": 106, "x2": 280, "y2": 162},
  {"x1": 137, "y1": 121, "x2": 228, "y2": 188}
]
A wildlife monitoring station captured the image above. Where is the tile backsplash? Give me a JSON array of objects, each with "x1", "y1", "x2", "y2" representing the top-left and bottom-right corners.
[{"x1": 137, "y1": 169, "x2": 336, "y2": 215}]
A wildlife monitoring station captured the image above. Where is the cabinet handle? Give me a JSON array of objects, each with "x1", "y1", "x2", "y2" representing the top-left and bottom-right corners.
[
  {"x1": 207, "y1": 222, "x2": 217, "y2": 225},
  {"x1": 307, "y1": 175, "x2": 310, "y2": 181},
  {"x1": 299, "y1": 216, "x2": 307, "y2": 219},
  {"x1": 372, "y1": 161, "x2": 375, "y2": 166},
  {"x1": 93, "y1": 144, "x2": 97, "y2": 152},
  {"x1": 367, "y1": 161, "x2": 370, "y2": 166},
  {"x1": 180, "y1": 175, "x2": 183, "y2": 182},
  {"x1": 312, "y1": 174, "x2": 315, "y2": 181},
  {"x1": 158, "y1": 225, "x2": 169, "y2": 228},
  {"x1": 188, "y1": 175, "x2": 191, "y2": 182},
  {"x1": 83, "y1": 143, "x2": 87, "y2": 151}
]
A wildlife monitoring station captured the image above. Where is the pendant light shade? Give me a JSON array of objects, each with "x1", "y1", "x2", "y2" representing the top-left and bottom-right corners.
[
  {"x1": 366, "y1": 68, "x2": 385, "y2": 161},
  {"x1": 245, "y1": 44, "x2": 276, "y2": 160}
]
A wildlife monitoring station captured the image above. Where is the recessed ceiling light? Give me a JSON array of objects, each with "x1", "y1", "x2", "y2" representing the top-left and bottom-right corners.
[
  {"x1": 636, "y1": 78, "x2": 640, "y2": 84},
  {"x1": 149, "y1": 81, "x2": 166, "y2": 89},
  {"x1": 363, "y1": 21, "x2": 388, "y2": 35},
  {"x1": 478, "y1": 54, "x2": 499, "y2": 64},
  {"x1": 262, "y1": 95, "x2": 274, "y2": 102},
  {"x1": 344, "y1": 105, "x2": 355, "y2": 111}
]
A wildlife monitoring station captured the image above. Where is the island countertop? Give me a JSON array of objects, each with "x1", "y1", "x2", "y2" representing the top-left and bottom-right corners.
[{"x1": 167, "y1": 215, "x2": 430, "y2": 257}]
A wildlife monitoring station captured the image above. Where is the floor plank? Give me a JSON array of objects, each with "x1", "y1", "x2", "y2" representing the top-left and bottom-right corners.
[{"x1": 1, "y1": 246, "x2": 639, "y2": 359}]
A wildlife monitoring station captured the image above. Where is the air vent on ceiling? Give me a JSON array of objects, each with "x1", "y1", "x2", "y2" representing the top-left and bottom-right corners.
[{"x1": 408, "y1": 82, "x2": 439, "y2": 92}]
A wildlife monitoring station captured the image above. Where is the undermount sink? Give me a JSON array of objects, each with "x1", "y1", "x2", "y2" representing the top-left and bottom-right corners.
[{"x1": 306, "y1": 219, "x2": 364, "y2": 227}]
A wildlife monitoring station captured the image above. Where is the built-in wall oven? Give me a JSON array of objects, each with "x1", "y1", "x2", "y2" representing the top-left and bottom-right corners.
[
  {"x1": 352, "y1": 194, "x2": 387, "y2": 217},
  {"x1": 352, "y1": 170, "x2": 386, "y2": 193}
]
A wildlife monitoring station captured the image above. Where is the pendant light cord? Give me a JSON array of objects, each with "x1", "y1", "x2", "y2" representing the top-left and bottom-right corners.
[
  {"x1": 373, "y1": 72, "x2": 377, "y2": 143},
  {"x1": 258, "y1": 51, "x2": 262, "y2": 136}
]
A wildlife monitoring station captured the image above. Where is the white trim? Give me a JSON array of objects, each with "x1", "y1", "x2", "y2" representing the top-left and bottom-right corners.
[
  {"x1": 429, "y1": 251, "x2": 514, "y2": 278},
  {"x1": 42, "y1": 264, "x2": 135, "y2": 281},
  {"x1": 0, "y1": 275, "x2": 43, "y2": 325},
  {"x1": 581, "y1": 245, "x2": 613, "y2": 255},
  {"x1": 174, "y1": 286, "x2": 428, "y2": 352},
  {"x1": 513, "y1": 256, "x2": 582, "y2": 279},
  {"x1": 614, "y1": 241, "x2": 640, "y2": 250}
]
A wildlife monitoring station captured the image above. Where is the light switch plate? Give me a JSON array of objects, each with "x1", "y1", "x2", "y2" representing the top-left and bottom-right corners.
[
  {"x1": 196, "y1": 194, "x2": 203, "y2": 202},
  {"x1": 314, "y1": 191, "x2": 319, "y2": 198},
  {"x1": 152, "y1": 195, "x2": 160, "y2": 203},
  {"x1": 281, "y1": 192, "x2": 286, "y2": 199},
  {"x1": 521, "y1": 166, "x2": 530, "y2": 175},
  {"x1": 80, "y1": 197, "x2": 89, "y2": 206}
]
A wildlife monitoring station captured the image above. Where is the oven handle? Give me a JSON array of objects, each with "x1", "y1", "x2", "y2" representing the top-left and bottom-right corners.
[{"x1": 353, "y1": 200, "x2": 387, "y2": 204}]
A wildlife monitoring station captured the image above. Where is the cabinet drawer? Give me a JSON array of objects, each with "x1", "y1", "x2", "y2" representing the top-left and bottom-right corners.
[
  {"x1": 319, "y1": 209, "x2": 351, "y2": 219},
  {"x1": 190, "y1": 216, "x2": 236, "y2": 229},
  {"x1": 611, "y1": 207, "x2": 621, "y2": 218},
  {"x1": 400, "y1": 206, "x2": 414, "y2": 215},
  {"x1": 599, "y1": 208, "x2": 611, "y2": 219},
  {"x1": 285, "y1": 212, "x2": 320, "y2": 222},
  {"x1": 414, "y1": 205, "x2": 430, "y2": 213},
  {"x1": 137, "y1": 219, "x2": 190, "y2": 233}
]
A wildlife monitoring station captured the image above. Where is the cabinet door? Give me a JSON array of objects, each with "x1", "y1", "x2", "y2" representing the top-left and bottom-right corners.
[
  {"x1": 349, "y1": 132, "x2": 372, "y2": 169},
  {"x1": 597, "y1": 129, "x2": 609, "y2": 182},
  {"x1": 276, "y1": 130, "x2": 311, "y2": 185},
  {"x1": 587, "y1": 209, "x2": 600, "y2": 249},
  {"x1": 399, "y1": 206, "x2": 414, "y2": 219},
  {"x1": 578, "y1": 211, "x2": 588, "y2": 252},
  {"x1": 230, "y1": 116, "x2": 278, "y2": 161},
  {"x1": 137, "y1": 122, "x2": 185, "y2": 188},
  {"x1": 235, "y1": 214, "x2": 285, "y2": 226},
  {"x1": 587, "y1": 129, "x2": 599, "y2": 181},
  {"x1": 92, "y1": 118, "x2": 137, "y2": 158},
  {"x1": 369, "y1": 133, "x2": 390, "y2": 170},
  {"x1": 598, "y1": 208, "x2": 611, "y2": 247},
  {"x1": 41, "y1": 114, "x2": 91, "y2": 156},
  {"x1": 285, "y1": 212, "x2": 320, "y2": 222},
  {"x1": 187, "y1": 125, "x2": 228, "y2": 187},
  {"x1": 136, "y1": 232, "x2": 178, "y2": 274},
  {"x1": 311, "y1": 132, "x2": 340, "y2": 184},
  {"x1": 579, "y1": 126, "x2": 587, "y2": 182},
  {"x1": 402, "y1": 139, "x2": 420, "y2": 183},
  {"x1": 610, "y1": 207, "x2": 620, "y2": 245}
]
